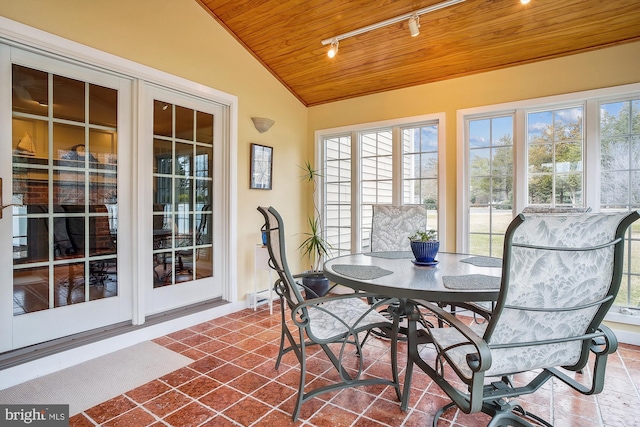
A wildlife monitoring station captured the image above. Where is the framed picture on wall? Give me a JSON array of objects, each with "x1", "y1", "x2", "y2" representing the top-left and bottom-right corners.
[{"x1": 250, "y1": 143, "x2": 273, "y2": 190}]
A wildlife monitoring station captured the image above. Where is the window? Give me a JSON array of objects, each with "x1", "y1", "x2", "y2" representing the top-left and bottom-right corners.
[
  {"x1": 460, "y1": 84, "x2": 640, "y2": 314},
  {"x1": 402, "y1": 124, "x2": 439, "y2": 230},
  {"x1": 527, "y1": 107, "x2": 583, "y2": 206},
  {"x1": 600, "y1": 98, "x2": 640, "y2": 309},
  {"x1": 467, "y1": 116, "x2": 514, "y2": 258},
  {"x1": 319, "y1": 115, "x2": 444, "y2": 256},
  {"x1": 324, "y1": 135, "x2": 352, "y2": 258},
  {"x1": 360, "y1": 129, "x2": 393, "y2": 251}
]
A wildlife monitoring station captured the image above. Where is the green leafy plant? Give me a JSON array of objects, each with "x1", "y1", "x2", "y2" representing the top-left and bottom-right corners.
[
  {"x1": 408, "y1": 229, "x2": 438, "y2": 242},
  {"x1": 298, "y1": 160, "x2": 332, "y2": 271}
]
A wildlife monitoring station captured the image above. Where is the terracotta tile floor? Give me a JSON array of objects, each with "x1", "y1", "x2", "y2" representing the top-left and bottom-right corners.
[{"x1": 69, "y1": 302, "x2": 640, "y2": 426}]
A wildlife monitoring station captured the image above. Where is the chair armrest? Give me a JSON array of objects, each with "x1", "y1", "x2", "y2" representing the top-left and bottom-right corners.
[
  {"x1": 592, "y1": 324, "x2": 618, "y2": 355},
  {"x1": 295, "y1": 292, "x2": 397, "y2": 311},
  {"x1": 291, "y1": 293, "x2": 400, "y2": 335},
  {"x1": 414, "y1": 300, "x2": 492, "y2": 373}
]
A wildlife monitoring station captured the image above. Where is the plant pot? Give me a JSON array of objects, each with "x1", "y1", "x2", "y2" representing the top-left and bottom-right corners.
[
  {"x1": 302, "y1": 273, "x2": 330, "y2": 299},
  {"x1": 410, "y1": 240, "x2": 440, "y2": 263}
]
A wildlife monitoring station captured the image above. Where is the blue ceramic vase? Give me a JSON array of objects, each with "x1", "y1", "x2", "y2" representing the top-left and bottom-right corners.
[{"x1": 410, "y1": 240, "x2": 439, "y2": 262}]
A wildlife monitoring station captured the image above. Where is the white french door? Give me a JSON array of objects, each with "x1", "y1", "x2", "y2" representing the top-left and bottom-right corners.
[
  {"x1": 141, "y1": 85, "x2": 225, "y2": 315},
  {"x1": 0, "y1": 46, "x2": 133, "y2": 351}
]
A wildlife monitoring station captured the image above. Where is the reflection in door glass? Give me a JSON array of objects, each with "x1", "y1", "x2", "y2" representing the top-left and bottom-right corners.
[
  {"x1": 11, "y1": 64, "x2": 118, "y2": 315},
  {"x1": 152, "y1": 101, "x2": 214, "y2": 287}
]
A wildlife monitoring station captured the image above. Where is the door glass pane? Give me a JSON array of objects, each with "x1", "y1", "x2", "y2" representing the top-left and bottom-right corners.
[
  {"x1": 12, "y1": 65, "x2": 48, "y2": 117},
  {"x1": 175, "y1": 105, "x2": 194, "y2": 141},
  {"x1": 53, "y1": 75, "x2": 84, "y2": 122},
  {"x1": 196, "y1": 111, "x2": 213, "y2": 144},
  {"x1": 12, "y1": 64, "x2": 118, "y2": 315},
  {"x1": 89, "y1": 83, "x2": 118, "y2": 127},
  {"x1": 152, "y1": 101, "x2": 214, "y2": 287}
]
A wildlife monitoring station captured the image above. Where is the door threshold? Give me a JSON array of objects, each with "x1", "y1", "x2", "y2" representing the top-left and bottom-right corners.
[{"x1": 0, "y1": 298, "x2": 228, "y2": 370}]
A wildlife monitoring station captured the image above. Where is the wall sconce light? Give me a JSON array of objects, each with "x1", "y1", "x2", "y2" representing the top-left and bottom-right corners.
[
  {"x1": 251, "y1": 117, "x2": 275, "y2": 133},
  {"x1": 408, "y1": 14, "x2": 420, "y2": 37}
]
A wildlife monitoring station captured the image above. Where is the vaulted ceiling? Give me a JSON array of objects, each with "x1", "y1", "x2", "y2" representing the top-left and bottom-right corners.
[{"x1": 198, "y1": 0, "x2": 640, "y2": 107}]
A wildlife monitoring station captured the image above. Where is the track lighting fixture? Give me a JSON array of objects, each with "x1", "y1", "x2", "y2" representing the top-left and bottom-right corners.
[
  {"x1": 327, "y1": 39, "x2": 339, "y2": 58},
  {"x1": 321, "y1": 0, "x2": 465, "y2": 57},
  {"x1": 408, "y1": 14, "x2": 420, "y2": 37}
]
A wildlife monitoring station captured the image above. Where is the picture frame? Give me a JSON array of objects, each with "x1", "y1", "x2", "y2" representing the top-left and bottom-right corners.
[{"x1": 250, "y1": 143, "x2": 273, "y2": 190}]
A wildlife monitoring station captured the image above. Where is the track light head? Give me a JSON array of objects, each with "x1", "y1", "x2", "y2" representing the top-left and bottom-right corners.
[
  {"x1": 328, "y1": 39, "x2": 339, "y2": 58},
  {"x1": 408, "y1": 14, "x2": 420, "y2": 37}
]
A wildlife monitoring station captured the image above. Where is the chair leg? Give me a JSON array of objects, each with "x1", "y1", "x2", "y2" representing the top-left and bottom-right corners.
[
  {"x1": 390, "y1": 312, "x2": 402, "y2": 402},
  {"x1": 291, "y1": 330, "x2": 307, "y2": 422},
  {"x1": 275, "y1": 327, "x2": 286, "y2": 370}
]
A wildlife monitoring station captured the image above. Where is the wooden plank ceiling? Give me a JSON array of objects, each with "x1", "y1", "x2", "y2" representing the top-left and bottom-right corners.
[{"x1": 198, "y1": 0, "x2": 640, "y2": 107}]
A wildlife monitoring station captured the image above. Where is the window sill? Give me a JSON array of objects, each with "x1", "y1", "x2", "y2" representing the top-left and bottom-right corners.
[{"x1": 605, "y1": 308, "x2": 640, "y2": 326}]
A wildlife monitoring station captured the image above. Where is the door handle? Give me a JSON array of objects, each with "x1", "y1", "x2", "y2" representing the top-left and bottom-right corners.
[
  {"x1": 0, "y1": 203, "x2": 20, "y2": 219},
  {"x1": 0, "y1": 179, "x2": 23, "y2": 219}
]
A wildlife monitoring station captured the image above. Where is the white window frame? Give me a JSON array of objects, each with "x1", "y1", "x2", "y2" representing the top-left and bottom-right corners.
[{"x1": 316, "y1": 113, "x2": 447, "y2": 255}]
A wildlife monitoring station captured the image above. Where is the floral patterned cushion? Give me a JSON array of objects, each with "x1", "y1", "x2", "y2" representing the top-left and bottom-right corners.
[
  {"x1": 306, "y1": 297, "x2": 391, "y2": 341},
  {"x1": 371, "y1": 205, "x2": 428, "y2": 252}
]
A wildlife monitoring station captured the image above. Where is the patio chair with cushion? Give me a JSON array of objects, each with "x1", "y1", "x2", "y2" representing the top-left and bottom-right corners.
[
  {"x1": 257, "y1": 206, "x2": 402, "y2": 421},
  {"x1": 410, "y1": 210, "x2": 639, "y2": 426},
  {"x1": 371, "y1": 204, "x2": 428, "y2": 252}
]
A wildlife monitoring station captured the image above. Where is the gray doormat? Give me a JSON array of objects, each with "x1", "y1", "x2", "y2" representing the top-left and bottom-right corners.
[{"x1": 0, "y1": 341, "x2": 193, "y2": 415}]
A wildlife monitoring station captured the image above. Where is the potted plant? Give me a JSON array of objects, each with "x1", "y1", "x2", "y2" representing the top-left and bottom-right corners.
[
  {"x1": 298, "y1": 160, "x2": 332, "y2": 298},
  {"x1": 408, "y1": 229, "x2": 439, "y2": 265}
]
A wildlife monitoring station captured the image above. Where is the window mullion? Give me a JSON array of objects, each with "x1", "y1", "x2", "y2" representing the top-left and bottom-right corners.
[
  {"x1": 351, "y1": 130, "x2": 361, "y2": 253},
  {"x1": 392, "y1": 126, "x2": 402, "y2": 205}
]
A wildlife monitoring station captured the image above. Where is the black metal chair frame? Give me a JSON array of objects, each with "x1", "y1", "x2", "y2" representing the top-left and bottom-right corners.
[{"x1": 258, "y1": 206, "x2": 402, "y2": 421}]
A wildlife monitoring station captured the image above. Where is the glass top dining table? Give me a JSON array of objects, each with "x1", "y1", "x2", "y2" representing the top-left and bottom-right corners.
[
  {"x1": 323, "y1": 251, "x2": 502, "y2": 303},
  {"x1": 323, "y1": 251, "x2": 503, "y2": 411}
]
